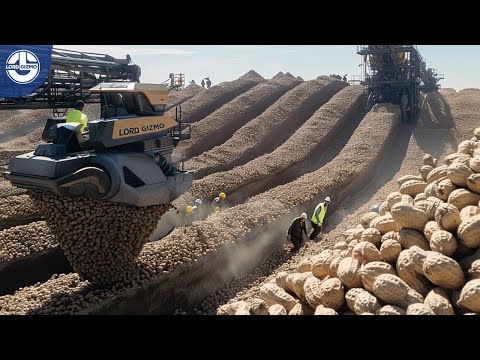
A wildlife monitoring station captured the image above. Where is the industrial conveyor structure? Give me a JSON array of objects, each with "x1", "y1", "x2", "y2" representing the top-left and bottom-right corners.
[
  {"x1": 357, "y1": 45, "x2": 444, "y2": 123},
  {"x1": 0, "y1": 48, "x2": 142, "y2": 112},
  {"x1": 162, "y1": 73, "x2": 186, "y2": 91}
]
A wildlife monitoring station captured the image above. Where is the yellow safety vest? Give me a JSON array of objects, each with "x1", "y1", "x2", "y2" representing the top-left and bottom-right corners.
[
  {"x1": 311, "y1": 202, "x2": 328, "y2": 225},
  {"x1": 66, "y1": 109, "x2": 88, "y2": 132}
]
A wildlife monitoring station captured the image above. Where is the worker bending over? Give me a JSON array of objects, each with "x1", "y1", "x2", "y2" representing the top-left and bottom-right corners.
[
  {"x1": 192, "y1": 198, "x2": 206, "y2": 221},
  {"x1": 212, "y1": 192, "x2": 227, "y2": 213},
  {"x1": 287, "y1": 213, "x2": 308, "y2": 252}
]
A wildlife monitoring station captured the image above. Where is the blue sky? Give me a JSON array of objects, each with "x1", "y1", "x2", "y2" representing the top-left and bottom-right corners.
[{"x1": 60, "y1": 45, "x2": 480, "y2": 90}]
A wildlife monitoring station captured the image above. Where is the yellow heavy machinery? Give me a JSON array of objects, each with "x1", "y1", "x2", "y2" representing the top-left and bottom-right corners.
[
  {"x1": 4, "y1": 82, "x2": 193, "y2": 206},
  {"x1": 1, "y1": 48, "x2": 195, "y2": 285},
  {"x1": 1, "y1": 47, "x2": 193, "y2": 206}
]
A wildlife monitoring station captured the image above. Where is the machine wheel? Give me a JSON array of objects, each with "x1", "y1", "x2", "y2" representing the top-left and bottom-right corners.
[{"x1": 55, "y1": 166, "x2": 111, "y2": 199}]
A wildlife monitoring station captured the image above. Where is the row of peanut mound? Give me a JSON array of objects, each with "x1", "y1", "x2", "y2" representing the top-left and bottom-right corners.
[{"x1": 218, "y1": 127, "x2": 480, "y2": 315}]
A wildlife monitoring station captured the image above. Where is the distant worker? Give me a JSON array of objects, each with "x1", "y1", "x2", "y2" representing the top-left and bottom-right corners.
[
  {"x1": 185, "y1": 205, "x2": 194, "y2": 226},
  {"x1": 287, "y1": 213, "x2": 308, "y2": 252},
  {"x1": 66, "y1": 100, "x2": 88, "y2": 133},
  {"x1": 192, "y1": 198, "x2": 205, "y2": 221},
  {"x1": 309, "y1": 196, "x2": 331, "y2": 240},
  {"x1": 201, "y1": 79, "x2": 205, "y2": 88},
  {"x1": 206, "y1": 77, "x2": 211, "y2": 88},
  {"x1": 371, "y1": 204, "x2": 380, "y2": 213},
  {"x1": 212, "y1": 192, "x2": 227, "y2": 212}
]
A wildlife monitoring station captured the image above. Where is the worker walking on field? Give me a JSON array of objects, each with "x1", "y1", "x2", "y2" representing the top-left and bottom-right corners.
[
  {"x1": 192, "y1": 198, "x2": 205, "y2": 221},
  {"x1": 66, "y1": 100, "x2": 88, "y2": 133},
  {"x1": 287, "y1": 213, "x2": 308, "y2": 252},
  {"x1": 211, "y1": 192, "x2": 227, "y2": 213},
  {"x1": 206, "y1": 77, "x2": 211, "y2": 88},
  {"x1": 309, "y1": 196, "x2": 331, "y2": 240},
  {"x1": 183, "y1": 205, "x2": 194, "y2": 233},
  {"x1": 184, "y1": 205, "x2": 194, "y2": 226},
  {"x1": 201, "y1": 79, "x2": 205, "y2": 88}
]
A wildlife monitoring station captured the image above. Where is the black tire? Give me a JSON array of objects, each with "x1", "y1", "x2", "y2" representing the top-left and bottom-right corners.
[{"x1": 55, "y1": 166, "x2": 111, "y2": 198}]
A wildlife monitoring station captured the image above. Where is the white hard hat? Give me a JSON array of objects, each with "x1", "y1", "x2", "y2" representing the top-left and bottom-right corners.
[
  {"x1": 301, "y1": 213, "x2": 307, "y2": 219},
  {"x1": 325, "y1": 196, "x2": 331, "y2": 202},
  {"x1": 195, "y1": 198, "x2": 203, "y2": 204}
]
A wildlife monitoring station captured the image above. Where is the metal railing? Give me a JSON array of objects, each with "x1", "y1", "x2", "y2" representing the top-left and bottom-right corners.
[{"x1": 170, "y1": 105, "x2": 192, "y2": 147}]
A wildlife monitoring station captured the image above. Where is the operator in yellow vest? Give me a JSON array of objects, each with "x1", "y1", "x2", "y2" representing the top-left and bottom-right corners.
[
  {"x1": 309, "y1": 196, "x2": 331, "y2": 240},
  {"x1": 66, "y1": 100, "x2": 88, "y2": 133}
]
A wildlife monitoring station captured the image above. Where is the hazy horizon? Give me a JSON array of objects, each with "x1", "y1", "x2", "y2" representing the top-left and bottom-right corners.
[{"x1": 59, "y1": 45, "x2": 480, "y2": 91}]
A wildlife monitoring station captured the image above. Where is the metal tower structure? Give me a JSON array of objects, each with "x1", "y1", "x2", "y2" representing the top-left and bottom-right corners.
[{"x1": 357, "y1": 45, "x2": 443, "y2": 123}]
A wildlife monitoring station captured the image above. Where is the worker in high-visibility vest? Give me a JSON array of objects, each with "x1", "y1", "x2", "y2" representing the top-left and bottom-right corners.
[
  {"x1": 66, "y1": 100, "x2": 88, "y2": 133},
  {"x1": 309, "y1": 196, "x2": 331, "y2": 240}
]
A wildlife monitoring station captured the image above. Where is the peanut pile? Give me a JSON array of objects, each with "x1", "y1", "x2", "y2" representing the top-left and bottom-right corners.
[{"x1": 220, "y1": 127, "x2": 480, "y2": 315}]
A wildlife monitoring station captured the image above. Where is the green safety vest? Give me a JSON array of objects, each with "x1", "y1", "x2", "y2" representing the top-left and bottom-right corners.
[
  {"x1": 66, "y1": 109, "x2": 88, "y2": 132},
  {"x1": 311, "y1": 202, "x2": 328, "y2": 225}
]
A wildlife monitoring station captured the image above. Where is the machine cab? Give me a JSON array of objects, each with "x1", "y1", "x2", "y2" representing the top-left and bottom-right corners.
[
  {"x1": 39, "y1": 82, "x2": 190, "y2": 155},
  {"x1": 90, "y1": 82, "x2": 169, "y2": 120},
  {"x1": 86, "y1": 82, "x2": 186, "y2": 150}
]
